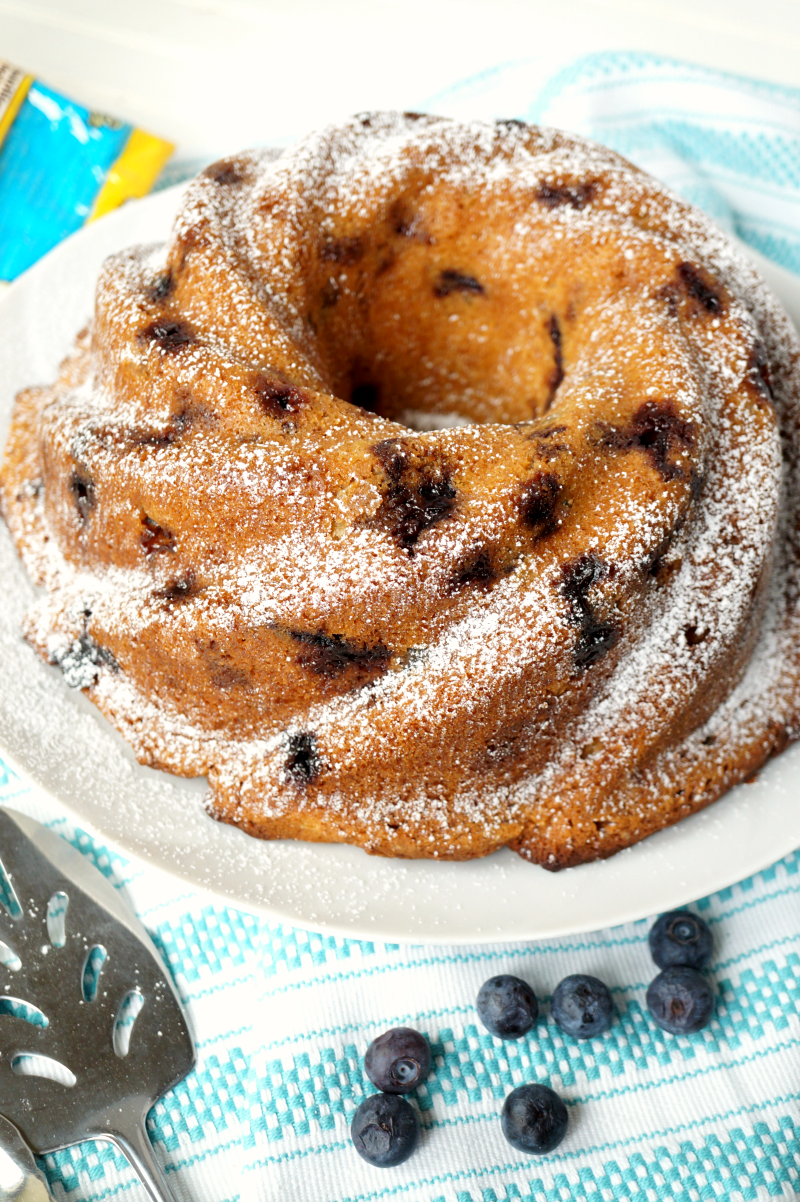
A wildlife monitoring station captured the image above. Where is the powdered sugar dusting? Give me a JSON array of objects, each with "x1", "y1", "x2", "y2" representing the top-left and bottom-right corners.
[{"x1": 3, "y1": 113, "x2": 800, "y2": 870}]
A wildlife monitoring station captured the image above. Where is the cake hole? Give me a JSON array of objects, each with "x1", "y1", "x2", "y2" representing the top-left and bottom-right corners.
[
  {"x1": 11, "y1": 1053, "x2": 75, "y2": 1087},
  {"x1": 46, "y1": 891, "x2": 68, "y2": 948},
  {"x1": 397, "y1": 409, "x2": 472, "y2": 431},
  {"x1": 351, "y1": 382, "x2": 380, "y2": 412}
]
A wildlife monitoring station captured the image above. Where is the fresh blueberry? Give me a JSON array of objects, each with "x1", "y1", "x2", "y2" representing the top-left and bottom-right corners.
[
  {"x1": 646, "y1": 966, "x2": 715, "y2": 1034},
  {"x1": 551, "y1": 974, "x2": 614, "y2": 1038},
  {"x1": 501, "y1": 1083, "x2": 569, "y2": 1154},
  {"x1": 350, "y1": 1092, "x2": 419, "y2": 1166},
  {"x1": 364, "y1": 1027, "x2": 431, "y2": 1093},
  {"x1": 648, "y1": 910, "x2": 712, "y2": 970},
  {"x1": 476, "y1": 975, "x2": 538, "y2": 1039}
]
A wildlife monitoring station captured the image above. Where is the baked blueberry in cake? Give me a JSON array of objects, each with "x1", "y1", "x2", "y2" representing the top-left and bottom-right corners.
[{"x1": 3, "y1": 113, "x2": 800, "y2": 867}]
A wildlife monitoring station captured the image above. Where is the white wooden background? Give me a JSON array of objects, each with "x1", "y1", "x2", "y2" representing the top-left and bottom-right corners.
[{"x1": 1, "y1": 0, "x2": 799, "y2": 162}]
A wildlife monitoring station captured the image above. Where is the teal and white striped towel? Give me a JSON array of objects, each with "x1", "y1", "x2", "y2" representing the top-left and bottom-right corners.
[
  {"x1": 431, "y1": 50, "x2": 800, "y2": 276},
  {"x1": 3, "y1": 50, "x2": 800, "y2": 1202}
]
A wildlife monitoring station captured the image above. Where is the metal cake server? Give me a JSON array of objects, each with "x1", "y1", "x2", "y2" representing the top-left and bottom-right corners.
[
  {"x1": 0, "y1": 1115, "x2": 52, "y2": 1201},
  {"x1": 0, "y1": 807, "x2": 195, "y2": 1202}
]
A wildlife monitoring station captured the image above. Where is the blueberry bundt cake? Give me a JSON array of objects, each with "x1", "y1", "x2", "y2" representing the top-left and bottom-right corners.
[{"x1": 3, "y1": 113, "x2": 800, "y2": 868}]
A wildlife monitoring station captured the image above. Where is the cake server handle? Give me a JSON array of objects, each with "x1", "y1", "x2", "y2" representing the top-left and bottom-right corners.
[
  {"x1": 101, "y1": 1112, "x2": 179, "y2": 1202},
  {"x1": 0, "y1": 1117, "x2": 53, "y2": 1202}
]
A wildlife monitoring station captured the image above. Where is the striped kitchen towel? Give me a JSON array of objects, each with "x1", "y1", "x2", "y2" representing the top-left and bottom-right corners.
[
  {"x1": 430, "y1": 50, "x2": 800, "y2": 276},
  {"x1": 2, "y1": 757, "x2": 800, "y2": 1202},
  {"x1": 1, "y1": 50, "x2": 800, "y2": 1202}
]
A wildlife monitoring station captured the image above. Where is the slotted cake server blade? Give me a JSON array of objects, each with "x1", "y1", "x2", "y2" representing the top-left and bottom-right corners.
[{"x1": 0, "y1": 807, "x2": 195, "y2": 1202}]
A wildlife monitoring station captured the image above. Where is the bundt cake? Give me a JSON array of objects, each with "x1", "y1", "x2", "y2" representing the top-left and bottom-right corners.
[{"x1": 3, "y1": 113, "x2": 800, "y2": 869}]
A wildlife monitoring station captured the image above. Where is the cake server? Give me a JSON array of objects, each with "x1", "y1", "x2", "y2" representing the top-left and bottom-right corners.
[
  {"x1": 0, "y1": 1115, "x2": 53, "y2": 1201},
  {"x1": 0, "y1": 807, "x2": 195, "y2": 1202}
]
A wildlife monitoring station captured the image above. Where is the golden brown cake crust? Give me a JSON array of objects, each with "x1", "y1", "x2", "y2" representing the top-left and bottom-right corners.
[{"x1": 3, "y1": 113, "x2": 800, "y2": 869}]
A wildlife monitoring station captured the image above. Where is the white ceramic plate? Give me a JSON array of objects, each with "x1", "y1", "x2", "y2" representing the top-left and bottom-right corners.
[{"x1": 2, "y1": 187, "x2": 800, "y2": 944}]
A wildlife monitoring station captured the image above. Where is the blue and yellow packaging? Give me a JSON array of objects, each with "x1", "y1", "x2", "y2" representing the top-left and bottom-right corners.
[{"x1": 0, "y1": 62, "x2": 174, "y2": 282}]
